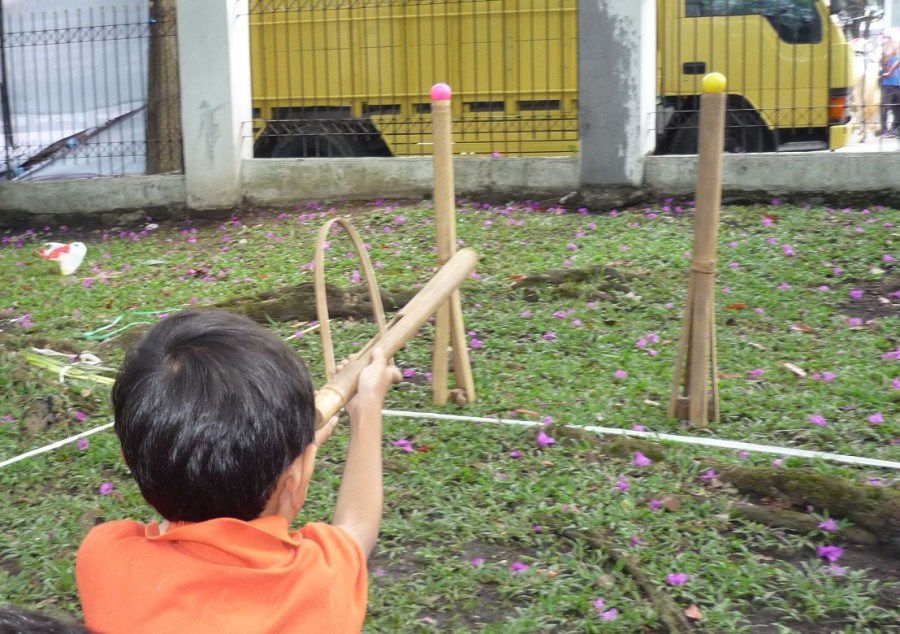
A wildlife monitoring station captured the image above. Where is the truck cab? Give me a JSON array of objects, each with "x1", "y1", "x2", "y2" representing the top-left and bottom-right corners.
[{"x1": 656, "y1": 0, "x2": 854, "y2": 154}]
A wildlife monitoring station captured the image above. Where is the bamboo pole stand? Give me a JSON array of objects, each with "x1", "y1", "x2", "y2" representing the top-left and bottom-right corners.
[
  {"x1": 668, "y1": 74, "x2": 727, "y2": 428},
  {"x1": 430, "y1": 83, "x2": 476, "y2": 407}
]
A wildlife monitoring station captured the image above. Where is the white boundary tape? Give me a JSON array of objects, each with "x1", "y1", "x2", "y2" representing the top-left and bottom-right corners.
[
  {"x1": 381, "y1": 410, "x2": 900, "y2": 471},
  {"x1": 0, "y1": 422, "x2": 114, "y2": 469},
  {"x1": 2, "y1": 411, "x2": 898, "y2": 471}
]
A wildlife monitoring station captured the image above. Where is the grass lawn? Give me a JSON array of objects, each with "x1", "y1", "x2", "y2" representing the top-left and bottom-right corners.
[{"x1": 1, "y1": 198, "x2": 898, "y2": 632}]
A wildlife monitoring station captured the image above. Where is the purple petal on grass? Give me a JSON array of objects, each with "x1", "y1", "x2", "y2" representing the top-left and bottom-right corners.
[
  {"x1": 737, "y1": 450, "x2": 750, "y2": 460},
  {"x1": 392, "y1": 439, "x2": 414, "y2": 452},
  {"x1": 470, "y1": 338, "x2": 484, "y2": 349},
  {"x1": 632, "y1": 425, "x2": 646, "y2": 432},
  {"x1": 541, "y1": 416, "x2": 554, "y2": 425},
  {"x1": 536, "y1": 431, "x2": 556, "y2": 448},
  {"x1": 402, "y1": 368, "x2": 416, "y2": 378},
  {"x1": 614, "y1": 369, "x2": 628, "y2": 379},
  {"x1": 666, "y1": 573, "x2": 689, "y2": 586},
  {"x1": 809, "y1": 414, "x2": 828, "y2": 426},
  {"x1": 818, "y1": 518, "x2": 838, "y2": 532},
  {"x1": 470, "y1": 558, "x2": 485, "y2": 567},
  {"x1": 600, "y1": 608, "x2": 619, "y2": 621},
  {"x1": 849, "y1": 289, "x2": 864, "y2": 299},
  {"x1": 817, "y1": 545, "x2": 844, "y2": 563},
  {"x1": 592, "y1": 598, "x2": 605, "y2": 611},
  {"x1": 510, "y1": 562, "x2": 529, "y2": 574},
  {"x1": 633, "y1": 451, "x2": 653, "y2": 467},
  {"x1": 77, "y1": 439, "x2": 89, "y2": 451},
  {"x1": 74, "y1": 411, "x2": 88, "y2": 422},
  {"x1": 701, "y1": 469, "x2": 718, "y2": 481},
  {"x1": 649, "y1": 499, "x2": 663, "y2": 511},
  {"x1": 99, "y1": 482, "x2": 114, "y2": 496},
  {"x1": 826, "y1": 564, "x2": 847, "y2": 577},
  {"x1": 749, "y1": 368, "x2": 764, "y2": 378},
  {"x1": 614, "y1": 477, "x2": 630, "y2": 491},
  {"x1": 542, "y1": 331, "x2": 556, "y2": 341},
  {"x1": 509, "y1": 450, "x2": 523, "y2": 459},
  {"x1": 868, "y1": 412, "x2": 884, "y2": 425}
]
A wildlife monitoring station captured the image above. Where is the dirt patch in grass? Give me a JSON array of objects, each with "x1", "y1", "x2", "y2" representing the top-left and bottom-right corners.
[
  {"x1": 744, "y1": 543, "x2": 900, "y2": 633},
  {"x1": 837, "y1": 276, "x2": 900, "y2": 320}
]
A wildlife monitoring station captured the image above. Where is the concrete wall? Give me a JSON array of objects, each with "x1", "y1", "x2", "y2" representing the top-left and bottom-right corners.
[
  {"x1": 645, "y1": 152, "x2": 900, "y2": 200},
  {"x1": 242, "y1": 157, "x2": 581, "y2": 206}
]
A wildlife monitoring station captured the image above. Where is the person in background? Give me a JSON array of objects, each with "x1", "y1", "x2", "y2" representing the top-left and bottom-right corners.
[{"x1": 880, "y1": 40, "x2": 900, "y2": 137}]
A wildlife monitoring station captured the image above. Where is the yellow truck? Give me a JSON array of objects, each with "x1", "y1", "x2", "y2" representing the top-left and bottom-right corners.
[
  {"x1": 658, "y1": 0, "x2": 854, "y2": 153},
  {"x1": 249, "y1": 0, "x2": 853, "y2": 157}
]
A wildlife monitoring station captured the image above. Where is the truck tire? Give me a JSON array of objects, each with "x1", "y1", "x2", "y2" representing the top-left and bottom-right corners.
[
  {"x1": 668, "y1": 109, "x2": 775, "y2": 155},
  {"x1": 271, "y1": 133, "x2": 363, "y2": 158}
]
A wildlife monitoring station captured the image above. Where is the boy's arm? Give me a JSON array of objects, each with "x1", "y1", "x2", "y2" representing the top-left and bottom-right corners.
[{"x1": 332, "y1": 348, "x2": 401, "y2": 556}]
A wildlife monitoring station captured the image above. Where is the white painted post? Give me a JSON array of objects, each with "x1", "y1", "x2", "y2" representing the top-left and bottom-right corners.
[
  {"x1": 578, "y1": 0, "x2": 656, "y2": 187},
  {"x1": 175, "y1": 0, "x2": 252, "y2": 209}
]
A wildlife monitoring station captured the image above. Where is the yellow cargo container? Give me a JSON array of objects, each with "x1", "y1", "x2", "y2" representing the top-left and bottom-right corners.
[{"x1": 250, "y1": 0, "x2": 579, "y2": 157}]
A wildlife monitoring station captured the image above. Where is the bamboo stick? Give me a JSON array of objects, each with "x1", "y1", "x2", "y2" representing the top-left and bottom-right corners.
[
  {"x1": 430, "y1": 82, "x2": 476, "y2": 406},
  {"x1": 315, "y1": 248, "x2": 478, "y2": 427},
  {"x1": 668, "y1": 74, "x2": 726, "y2": 428}
]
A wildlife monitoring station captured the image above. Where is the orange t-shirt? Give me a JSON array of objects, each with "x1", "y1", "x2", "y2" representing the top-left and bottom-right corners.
[{"x1": 76, "y1": 515, "x2": 367, "y2": 634}]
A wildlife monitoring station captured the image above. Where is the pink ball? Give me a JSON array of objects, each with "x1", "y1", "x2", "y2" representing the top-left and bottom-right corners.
[{"x1": 430, "y1": 83, "x2": 452, "y2": 101}]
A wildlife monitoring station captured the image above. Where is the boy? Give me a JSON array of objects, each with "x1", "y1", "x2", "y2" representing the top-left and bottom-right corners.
[{"x1": 76, "y1": 310, "x2": 400, "y2": 633}]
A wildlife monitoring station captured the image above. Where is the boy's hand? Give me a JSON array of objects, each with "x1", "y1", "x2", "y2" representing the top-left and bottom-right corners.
[
  {"x1": 315, "y1": 415, "x2": 339, "y2": 446},
  {"x1": 346, "y1": 348, "x2": 402, "y2": 420}
]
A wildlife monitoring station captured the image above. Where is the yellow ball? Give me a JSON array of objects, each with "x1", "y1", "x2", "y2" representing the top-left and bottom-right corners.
[{"x1": 701, "y1": 72, "x2": 727, "y2": 94}]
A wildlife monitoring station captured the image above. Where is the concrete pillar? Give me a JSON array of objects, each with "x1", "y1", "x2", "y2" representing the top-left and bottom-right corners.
[
  {"x1": 578, "y1": 0, "x2": 656, "y2": 187},
  {"x1": 175, "y1": 0, "x2": 251, "y2": 209}
]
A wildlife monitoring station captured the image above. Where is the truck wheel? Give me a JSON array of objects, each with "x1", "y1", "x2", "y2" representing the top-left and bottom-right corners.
[
  {"x1": 668, "y1": 109, "x2": 774, "y2": 154},
  {"x1": 271, "y1": 133, "x2": 363, "y2": 158}
]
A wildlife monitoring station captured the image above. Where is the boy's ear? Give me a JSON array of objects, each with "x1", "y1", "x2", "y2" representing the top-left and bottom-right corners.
[{"x1": 276, "y1": 443, "x2": 318, "y2": 521}]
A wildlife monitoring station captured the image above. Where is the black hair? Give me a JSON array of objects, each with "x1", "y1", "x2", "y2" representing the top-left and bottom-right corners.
[
  {"x1": 112, "y1": 310, "x2": 316, "y2": 522},
  {"x1": 0, "y1": 605, "x2": 90, "y2": 633}
]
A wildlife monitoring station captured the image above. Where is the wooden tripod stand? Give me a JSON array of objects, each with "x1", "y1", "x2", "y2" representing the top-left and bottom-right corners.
[{"x1": 668, "y1": 76, "x2": 727, "y2": 428}]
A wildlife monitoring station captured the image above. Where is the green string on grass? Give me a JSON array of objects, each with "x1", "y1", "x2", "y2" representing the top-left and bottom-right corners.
[{"x1": 81, "y1": 309, "x2": 182, "y2": 341}]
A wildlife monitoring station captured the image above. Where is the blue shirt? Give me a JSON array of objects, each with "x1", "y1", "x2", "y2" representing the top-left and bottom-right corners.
[{"x1": 883, "y1": 55, "x2": 900, "y2": 87}]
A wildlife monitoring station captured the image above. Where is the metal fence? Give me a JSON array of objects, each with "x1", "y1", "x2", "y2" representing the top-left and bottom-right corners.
[
  {"x1": 0, "y1": 0, "x2": 182, "y2": 180},
  {"x1": 247, "y1": 0, "x2": 579, "y2": 158}
]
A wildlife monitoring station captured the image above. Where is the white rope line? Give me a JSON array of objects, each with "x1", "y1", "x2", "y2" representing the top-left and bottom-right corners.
[
  {"x1": 382, "y1": 410, "x2": 900, "y2": 470},
  {"x1": 2, "y1": 410, "x2": 898, "y2": 471},
  {"x1": 0, "y1": 422, "x2": 114, "y2": 469}
]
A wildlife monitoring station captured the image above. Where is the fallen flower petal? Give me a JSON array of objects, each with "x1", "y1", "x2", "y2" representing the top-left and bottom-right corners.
[
  {"x1": 536, "y1": 431, "x2": 556, "y2": 448},
  {"x1": 666, "y1": 573, "x2": 689, "y2": 586},
  {"x1": 99, "y1": 482, "x2": 114, "y2": 496},
  {"x1": 684, "y1": 605, "x2": 703, "y2": 621},
  {"x1": 817, "y1": 545, "x2": 844, "y2": 563},
  {"x1": 633, "y1": 451, "x2": 653, "y2": 467},
  {"x1": 391, "y1": 439, "x2": 414, "y2": 452},
  {"x1": 818, "y1": 518, "x2": 838, "y2": 532},
  {"x1": 600, "y1": 608, "x2": 619, "y2": 622},
  {"x1": 510, "y1": 561, "x2": 530, "y2": 573}
]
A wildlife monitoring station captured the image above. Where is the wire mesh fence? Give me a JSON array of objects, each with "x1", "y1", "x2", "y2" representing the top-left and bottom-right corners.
[
  {"x1": 0, "y1": 0, "x2": 182, "y2": 180},
  {"x1": 247, "y1": 0, "x2": 579, "y2": 158}
]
